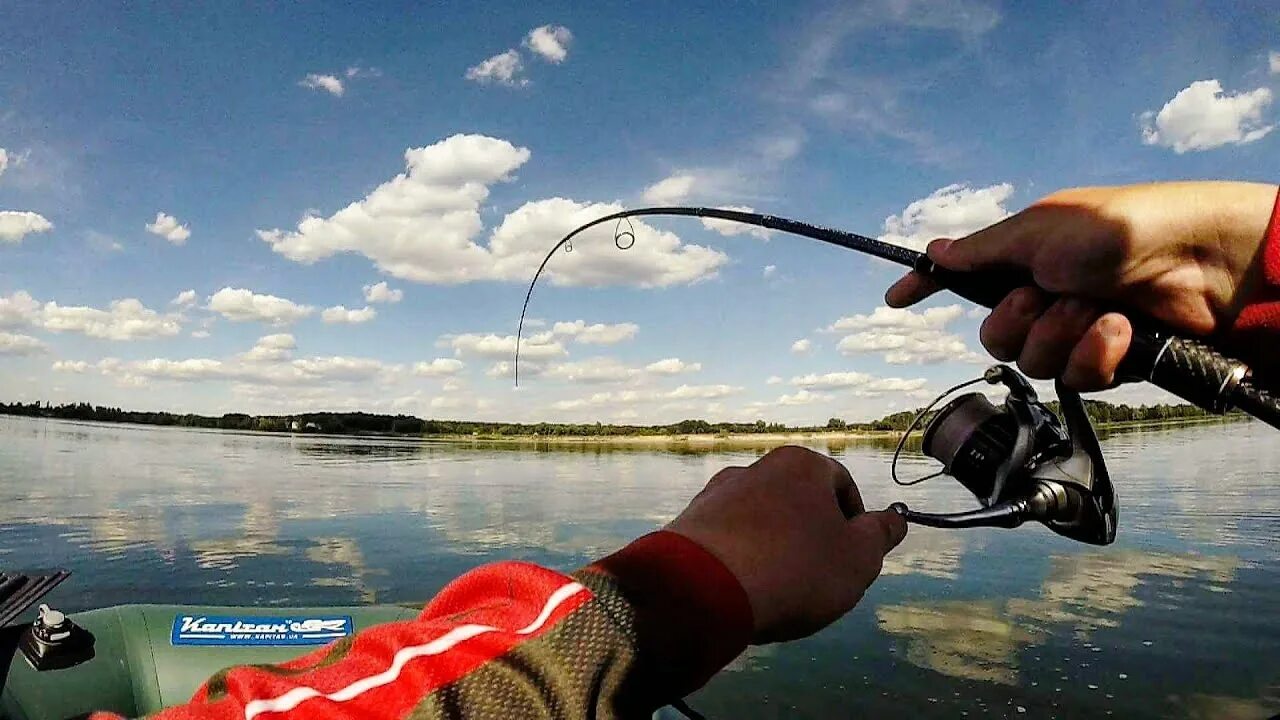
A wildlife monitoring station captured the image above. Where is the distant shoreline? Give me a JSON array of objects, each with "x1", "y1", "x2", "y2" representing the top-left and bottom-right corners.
[{"x1": 425, "y1": 413, "x2": 1247, "y2": 447}]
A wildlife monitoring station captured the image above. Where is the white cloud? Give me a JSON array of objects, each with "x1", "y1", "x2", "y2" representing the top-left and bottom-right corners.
[
  {"x1": 641, "y1": 173, "x2": 697, "y2": 204},
  {"x1": 551, "y1": 320, "x2": 638, "y2": 345},
  {"x1": 525, "y1": 25, "x2": 573, "y2": 63},
  {"x1": 1271, "y1": 51, "x2": 1280, "y2": 75},
  {"x1": 1140, "y1": 80, "x2": 1274, "y2": 153},
  {"x1": 791, "y1": 338, "x2": 813, "y2": 354},
  {"x1": 171, "y1": 289, "x2": 198, "y2": 306},
  {"x1": 413, "y1": 358, "x2": 465, "y2": 377},
  {"x1": 776, "y1": 389, "x2": 830, "y2": 406},
  {"x1": 838, "y1": 330, "x2": 984, "y2": 365},
  {"x1": 449, "y1": 332, "x2": 567, "y2": 360},
  {"x1": 880, "y1": 183, "x2": 1014, "y2": 250},
  {"x1": 0, "y1": 291, "x2": 41, "y2": 328},
  {"x1": 42, "y1": 298, "x2": 182, "y2": 340},
  {"x1": 0, "y1": 211, "x2": 53, "y2": 243},
  {"x1": 102, "y1": 351, "x2": 399, "y2": 388},
  {"x1": 242, "y1": 333, "x2": 296, "y2": 362},
  {"x1": 644, "y1": 358, "x2": 701, "y2": 375},
  {"x1": 827, "y1": 304, "x2": 965, "y2": 333},
  {"x1": 363, "y1": 281, "x2": 403, "y2": 304},
  {"x1": 191, "y1": 330, "x2": 210, "y2": 339},
  {"x1": 258, "y1": 135, "x2": 725, "y2": 288},
  {"x1": 700, "y1": 206, "x2": 772, "y2": 239},
  {"x1": 258, "y1": 134, "x2": 529, "y2": 280},
  {"x1": 763, "y1": 264, "x2": 777, "y2": 278},
  {"x1": 465, "y1": 49, "x2": 526, "y2": 87},
  {"x1": 145, "y1": 212, "x2": 191, "y2": 245},
  {"x1": 321, "y1": 305, "x2": 377, "y2": 324},
  {"x1": 0, "y1": 331, "x2": 46, "y2": 355},
  {"x1": 829, "y1": 304, "x2": 984, "y2": 365},
  {"x1": 790, "y1": 371, "x2": 928, "y2": 396},
  {"x1": 0, "y1": 148, "x2": 7, "y2": 177},
  {"x1": 664, "y1": 384, "x2": 741, "y2": 400},
  {"x1": 766, "y1": 375, "x2": 783, "y2": 385},
  {"x1": 488, "y1": 197, "x2": 727, "y2": 287},
  {"x1": 52, "y1": 360, "x2": 90, "y2": 373},
  {"x1": 300, "y1": 73, "x2": 345, "y2": 96},
  {"x1": 543, "y1": 357, "x2": 638, "y2": 384},
  {"x1": 208, "y1": 288, "x2": 314, "y2": 326}
]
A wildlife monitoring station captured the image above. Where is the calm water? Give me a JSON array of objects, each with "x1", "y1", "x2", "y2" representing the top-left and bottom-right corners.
[{"x1": 2, "y1": 416, "x2": 1278, "y2": 719}]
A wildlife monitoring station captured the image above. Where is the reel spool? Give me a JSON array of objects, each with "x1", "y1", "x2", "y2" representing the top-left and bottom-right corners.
[{"x1": 890, "y1": 365, "x2": 1118, "y2": 546}]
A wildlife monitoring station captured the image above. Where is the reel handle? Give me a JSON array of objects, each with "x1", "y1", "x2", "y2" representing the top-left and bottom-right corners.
[
  {"x1": 888, "y1": 501, "x2": 1030, "y2": 530},
  {"x1": 917, "y1": 258, "x2": 1251, "y2": 417}
]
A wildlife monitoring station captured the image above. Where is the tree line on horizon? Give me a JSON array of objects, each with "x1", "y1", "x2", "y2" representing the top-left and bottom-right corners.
[{"x1": 0, "y1": 397, "x2": 1233, "y2": 437}]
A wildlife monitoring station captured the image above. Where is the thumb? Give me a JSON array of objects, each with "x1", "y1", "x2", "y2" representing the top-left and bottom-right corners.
[
  {"x1": 927, "y1": 212, "x2": 1037, "y2": 272},
  {"x1": 843, "y1": 510, "x2": 908, "y2": 585}
]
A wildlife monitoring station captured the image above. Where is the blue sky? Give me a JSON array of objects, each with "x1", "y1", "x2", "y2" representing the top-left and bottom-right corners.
[{"x1": 1, "y1": 0, "x2": 1277, "y2": 424}]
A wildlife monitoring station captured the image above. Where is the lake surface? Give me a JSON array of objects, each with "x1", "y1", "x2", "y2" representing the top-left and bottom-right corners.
[{"x1": 2, "y1": 416, "x2": 1278, "y2": 719}]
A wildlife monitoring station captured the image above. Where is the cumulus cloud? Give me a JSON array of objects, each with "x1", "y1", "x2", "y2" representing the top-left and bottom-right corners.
[
  {"x1": 791, "y1": 338, "x2": 812, "y2": 354},
  {"x1": 665, "y1": 384, "x2": 741, "y2": 400},
  {"x1": 1140, "y1": 80, "x2": 1274, "y2": 153},
  {"x1": 242, "y1": 333, "x2": 296, "y2": 362},
  {"x1": 208, "y1": 288, "x2": 314, "y2": 326},
  {"x1": 524, "y1": 25, "x2": 573, "y2": 63},
  {"x1": 171, "y1": 289, "x2": 198, "y2": 306},
  {"x1": 145, "y1": 212, "x2": 191, "y2": 245},
  {"x1": 641, "y1": 174, "x2": 697, "y2": 204},
  {"x1": 776, "y1": 389, "x2": 830, "y2": 406},
  {"x1": 1271, "y1": 51, "x2": 1280, "y2": 75},
  {"x1": 257, "y1": 135, "x2": 725, "y2": 288},
  {"x1": 300, "y1": 73, "x2": 345, "y2": 96},
  {"x1": 321, "y1": 305, "x2": 377, "y2": 324},
  {"x1": 644, "y1": 358, "x2": 701, "y2": 375},
  {"x1": 0, "y1": 291, "x2": 41, "y2": 327},
  {"x1": 42, "y1": 298, "x2": 183, "y2": 340},
  {"x1": 790, "y1": 371, "x2": 928, "y2": 396},
  {"x1": 0, "y1": 331, "x2": 47, "y2": 355},
  {"x1": 2, "y1": 290, "x2": 184, "y2": 341},
  {"x1": 700, "y1": 206, "x2": 772, "y2": 240},
  {"x1": 550, "y1": 384, "x2": 741, "y2": 411},
  {"x1": 449, "y1": 331, "x2": 567, "y2": 360},
  {"x1": 0, "y1": 148, "x2": 7, "y2": 177},
  {"x1": 880, "y1": 183, "x2": 1014, "y2": 250},
  {"x1": 829, "y1": 304, "x2": 985, "y2": 365},
  {"x1": 551, "y1": 320, "x2": 638, "y2": 345},
  {"x1": 826, "y1": 304, "x2": 965, "y2": 333},
  {"x1": 413, "y1": 358, "x2": 465, "y2": 377},
  {"x1": 363, "y1": 281, "x2": 403, "y2": 304},
  {"x1": 766, "y1": 375, "x2": 783, "y2": 385},
  {"x1": 0, "y1": 211, "x2": 53, "y2": 243},
  {"x1": 257, "y1": 134, "x2": 527, "y2": 279},
  {"x1": 543, "y1": 357, "x2": 638, "y2": 384},
  {"x1": 489, "y1": 197, "x2": 727, "y2": 287},
  {"x1": 465, "y1": 49, "x2": 526, "y2": 87},
  {"x1": 52, "y1": 360, "x2": 90, "y2": 372},
  {"x1": 763, "y1": 264, "x2": 777, "y2": 278}
]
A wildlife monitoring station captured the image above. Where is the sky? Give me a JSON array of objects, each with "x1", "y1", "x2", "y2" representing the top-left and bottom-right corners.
[{"x1": 0, "y1": 0, "x2": 1278, "y2": 425}]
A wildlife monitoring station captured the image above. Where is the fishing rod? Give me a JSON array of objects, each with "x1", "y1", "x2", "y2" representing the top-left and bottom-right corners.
[{"x1": 515, "y1": 206, "x2": 1280, "y2": 431}]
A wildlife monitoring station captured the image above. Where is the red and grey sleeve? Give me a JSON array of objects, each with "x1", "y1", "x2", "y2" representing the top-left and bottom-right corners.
[
  {"x1": 102, "y1": 531, "x2": 752, "y2": 720},
  {"x1": 1233, "y1": 185, "x2": 1280, "y2": 382}
]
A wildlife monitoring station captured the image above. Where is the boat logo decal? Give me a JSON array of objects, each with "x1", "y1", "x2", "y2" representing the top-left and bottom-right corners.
[{"x1": 171, "y1": 614, "x2": 354, "y2": 646}]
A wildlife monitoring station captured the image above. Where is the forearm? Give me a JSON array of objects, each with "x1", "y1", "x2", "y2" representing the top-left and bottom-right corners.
[{"x1": 103, "y1": 532, "x2": 751, "y2": 720}]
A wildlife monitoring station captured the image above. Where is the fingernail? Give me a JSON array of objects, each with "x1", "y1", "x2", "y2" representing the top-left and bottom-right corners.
[
  {"x1": 885, "y1": 510, "x2": 908, "y2": 548},
  {"x1": 927, "y1": 238, "x2": 954, "y2": 258},
  {"x1": 1099, "y1": 314, "x2": 1126, "y2": 338}
]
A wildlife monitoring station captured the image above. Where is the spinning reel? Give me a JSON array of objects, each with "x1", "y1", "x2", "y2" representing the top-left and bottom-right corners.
[{"x1": 889, "y1": 365, "x2": 1118, "y2": 546}]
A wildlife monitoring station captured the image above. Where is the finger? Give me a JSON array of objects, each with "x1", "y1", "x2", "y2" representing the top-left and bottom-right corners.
[
  {"x1": 930, "y1": 213, "x2": 1039, "y2": 272},
  {"x1": 695, "y1": 466, "x2": 745, "y2": 500},
  {"x1": 842, "y1": 510, "x2": 907, "y2": 586},
  {"x1": 1017, "y1": 297, "x2": 1102, "y2": 379},
  {"x1": 1062, "y1": 312, "x2": 1133, "y2": 391},
  {"x1": 979, "y1": 286, "x2": 1049, "y2": 361},
  {"x1": 835, "y1": 478, "x2": 865, "y2": 519},
  {"x1": 885, "y1": 270, "x2": 943, "y2": 308}
]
